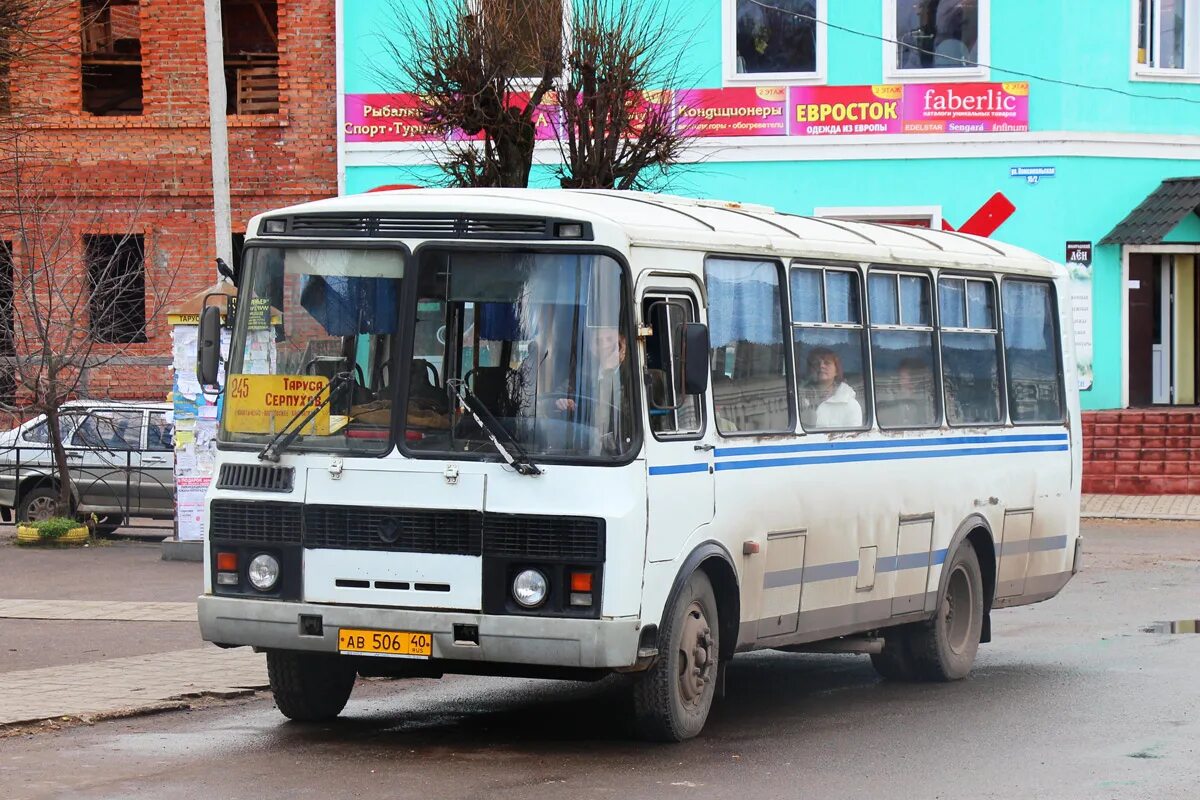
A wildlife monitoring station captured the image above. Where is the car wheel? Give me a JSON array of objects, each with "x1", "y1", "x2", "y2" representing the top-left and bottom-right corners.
[
  {"x1": 908, "y1": 543, "x2": 984, "y2": 682},
  {"x1": 631, "y1": 570, "x2": 720, "y2": 742},
  {"x1": 18, "y1": 487, "x2": 68, "y2": 523},
  {"x1": 92, "y1": 514, "x2": 125, "y2": 537},
  {"x1": 267, "y1": 651, "x2": 357, "y2": 722}
]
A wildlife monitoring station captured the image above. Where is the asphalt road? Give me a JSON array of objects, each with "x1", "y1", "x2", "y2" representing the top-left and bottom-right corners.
[{"x1": 2, "y1": 521, "x2": 1198, "y2": 800}]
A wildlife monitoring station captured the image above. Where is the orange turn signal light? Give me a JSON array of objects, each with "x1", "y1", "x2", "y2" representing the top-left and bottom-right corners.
[
  {"x1": 216, "y1": 552, "x2": 238, "y2": 572},
  {"x1": 570, "y1": 571, "x2": 593, "y2": 593}
]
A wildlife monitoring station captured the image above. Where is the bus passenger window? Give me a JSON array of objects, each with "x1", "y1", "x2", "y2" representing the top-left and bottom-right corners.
[
  {"x1": 791, "y1": 265, "x2": 868, "y2": 431},
  {"x1": 871, "y1": 272, "x2": 939, "y2": 428},
  {"x1": 705, "y1": 258, "x2": 793, "y2": 434},
  {"x1": 939, "y1": 276, "x2": 1002, "y2": 425},
  {"x1": 1003, "y1": 280, "x2": 1065, "y2": 423},
  {"x1": 643, "y1": 297, "x2": 703, "y2": 437}
]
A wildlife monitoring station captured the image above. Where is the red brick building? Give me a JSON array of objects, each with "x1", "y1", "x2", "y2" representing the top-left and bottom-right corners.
[{"x1": 0, "y1": 0, "x2": 336, "y2": 402}]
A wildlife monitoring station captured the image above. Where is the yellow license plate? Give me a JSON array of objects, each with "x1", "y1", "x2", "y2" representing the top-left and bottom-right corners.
[{"x1": 337, "y1": 628, "x2": 433, "y2": 659}]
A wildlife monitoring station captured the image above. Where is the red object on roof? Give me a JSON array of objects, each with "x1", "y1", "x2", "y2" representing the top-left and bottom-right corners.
[{"x1": 367, "y1": 184, "x2": 422, "y2": 192}]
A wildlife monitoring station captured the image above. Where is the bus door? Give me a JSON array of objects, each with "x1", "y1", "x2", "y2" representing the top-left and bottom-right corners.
[{"x1": 639, "y1": 281, "x2": 715, "y2": 563}]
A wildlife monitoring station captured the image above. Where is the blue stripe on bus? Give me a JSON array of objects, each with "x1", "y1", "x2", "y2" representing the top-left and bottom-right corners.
[
  {"x1": 648, "y1": 463, "x2": 710, "y2": 476},
  {"x1": 763, "y1": 539, "x2": 1063, "y2": 590},
  {"x1": 713, "y1": 443, "x2": 1069, "y2": 472},
  {"x1": 714, "y1": 432, "x2": 1068, "y2": 459}
]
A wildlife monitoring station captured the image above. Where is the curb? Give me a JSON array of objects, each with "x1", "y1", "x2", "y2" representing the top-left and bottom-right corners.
[
  {"x1": 161, "y1": 537, "x2": 203, "y2": 562},
  {"x1": 1081, "y1": 512, "x2": 1200, "y2": 522}
]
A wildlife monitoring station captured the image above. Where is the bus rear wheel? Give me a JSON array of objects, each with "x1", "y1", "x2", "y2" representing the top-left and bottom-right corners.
[
  {"x1": 908, "y1": 543, "x2": 984, "y2": 681},
  {"x1": 632, "y1": 570, "x2": 720, "y2": 742},
  {"x1": 266, "y1": 650, "x2": 357, "y2": 722}
]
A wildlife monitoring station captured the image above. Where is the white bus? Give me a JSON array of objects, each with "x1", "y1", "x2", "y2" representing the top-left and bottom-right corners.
[{"x1": 197, "y1": 189, "x2": 1081, "y2": 741}]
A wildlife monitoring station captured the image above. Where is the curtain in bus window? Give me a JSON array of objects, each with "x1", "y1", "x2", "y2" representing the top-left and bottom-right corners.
[
  {"x1": 299, "y1": 276, "x2": 398, "y2": 335},
  {"x1": 706, "y1": 258, "x2": 791, "y2": 434},
  {"x1": 942, "y1": 331, "x2": 1001, "y2": 424},
  {"x1": 1003, "y1": 281, "x2": 1064, "y2": 422}
]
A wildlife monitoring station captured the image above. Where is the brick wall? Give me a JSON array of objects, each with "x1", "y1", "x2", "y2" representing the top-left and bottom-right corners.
[
  {"x1": 0, "y1": 0, "x2": 336, "y2": 403},
  {"x1": 1081, "y1": 410, "x2": 1200, "y2": 495}
]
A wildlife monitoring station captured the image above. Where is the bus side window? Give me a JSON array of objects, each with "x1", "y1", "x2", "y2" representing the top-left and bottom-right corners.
[
  {"x1": 1002, "y1": 279, "x2": 1065, "y2": 423},
  {"x1": 643, "y1": 297, "x2": 702, "y2": 437},
  {"x1": 939, "y1": 276, "x2": 1004, "y2": 425},
  {"x1": 791, "y1": 265, "x2": 870, "y2": 431},
  {"x1": 704, "y1": 257, "x2": 793, "y2": 435},
  {"x1": 870, "y1": 271, "x2": 939, "y2": 429}
]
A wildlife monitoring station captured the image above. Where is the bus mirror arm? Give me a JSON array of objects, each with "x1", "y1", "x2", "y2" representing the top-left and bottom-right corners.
[{"x1": 682, "y1": 322, "x2": 710, "y2": 396}]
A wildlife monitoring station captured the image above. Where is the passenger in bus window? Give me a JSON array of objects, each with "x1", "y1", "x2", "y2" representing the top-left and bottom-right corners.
[
  {"x1": 554, "y1": 328, "x2": 632, "y2": 453},
  {"x1": 886, "y1": 357, "x2": 937, "y2": 427},
  {"x1": 800, "y1": 348, "x2": 863, "y2": 429}
]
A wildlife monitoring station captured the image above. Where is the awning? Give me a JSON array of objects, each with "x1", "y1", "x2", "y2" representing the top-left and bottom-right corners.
[{"x1": 1101, "y1": 177, "x2": 1200, "y2": 245}]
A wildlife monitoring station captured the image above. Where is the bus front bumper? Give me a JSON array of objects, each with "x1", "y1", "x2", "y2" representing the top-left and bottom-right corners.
[{"x1": 198, "y1": 595, "x2": 643, "y2": 670}]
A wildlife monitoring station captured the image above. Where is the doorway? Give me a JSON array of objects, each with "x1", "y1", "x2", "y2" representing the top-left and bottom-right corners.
[{"x1": 1128, "y1": 252, "x2": 1198, "y2": 406}]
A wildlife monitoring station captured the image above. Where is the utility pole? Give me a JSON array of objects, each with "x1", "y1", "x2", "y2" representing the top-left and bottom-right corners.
[{"x1": 203, "y1": 0, "x2": 233, "y2": 273}]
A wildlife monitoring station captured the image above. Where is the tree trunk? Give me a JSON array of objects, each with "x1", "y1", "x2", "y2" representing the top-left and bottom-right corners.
[{"x1": 44, "y1": 404, "x2": 73, "y2": 514}]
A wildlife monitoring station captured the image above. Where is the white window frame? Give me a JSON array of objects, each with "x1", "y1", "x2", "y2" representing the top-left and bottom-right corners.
[
  {"x1": 723, "y1": 0, "x2": 828, "y2": 86},
  {"x1": 1131, "y1": 0, "x2": 1200, "y2": 82},
  {"x1": 815, "y1": 205, "x2": 943, "y2": 230},
  {"x1": 469, "y1": 0, "x2": 573, "y2": 88},
  {"x1": 882, "y1": 0, "x2": 990, "y2": 83}
]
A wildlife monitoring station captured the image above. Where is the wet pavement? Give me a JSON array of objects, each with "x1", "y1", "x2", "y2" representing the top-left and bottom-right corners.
[{"x1": 1, "y1": 520, "x2": 1198, "y2": 799}]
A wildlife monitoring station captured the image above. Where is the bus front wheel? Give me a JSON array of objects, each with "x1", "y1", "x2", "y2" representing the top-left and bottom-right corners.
[
  {"x1": 632, "y1": 570, "x2": 720, "y2": 742},
  {"x1": 266, "y1": 650, "x2": 357, "y2": 722},
  {"x1": 908, "y1": 543, "x2": 984, "y2": 681}
]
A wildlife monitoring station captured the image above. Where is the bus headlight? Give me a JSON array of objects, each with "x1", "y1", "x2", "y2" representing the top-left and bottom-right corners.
[
  {"x1": 248, "y1": 553, "x2": 280, "y2": 591},
  {"x1": 512, "y1": 569, "x2": 548, "y2": 608}
]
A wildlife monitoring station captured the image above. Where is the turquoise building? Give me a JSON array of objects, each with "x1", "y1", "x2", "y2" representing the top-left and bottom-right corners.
[{"x1": 336, "y1": 0, "x2": 1200, "y2": 412}]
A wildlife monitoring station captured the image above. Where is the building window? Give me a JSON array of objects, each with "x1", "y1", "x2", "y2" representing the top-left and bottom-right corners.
[
  {"x1": 815, "y1": 206, "x2": 942, "y2": 229},
  {"x1": 726, "y1": 0, "x2": 827, "y2": 83},
  {"x1": 791, "y1": 265, "x2": 869, "y2": 431},
  {"x1": 223, "y1": 0, "x2": 279, "y2": 114},
  {"x1": 85, "y1": 234, "x2": 146, "y2": 344},
  {"x1": 885, "y1": 0, "x2": 989, "y2": 80},
  {"x1": 81, "y1": 0, "x2": 143, "y2": 116},
  {"x1": 1135, "y1": 0, "x2": 1200, "y2": 75}
]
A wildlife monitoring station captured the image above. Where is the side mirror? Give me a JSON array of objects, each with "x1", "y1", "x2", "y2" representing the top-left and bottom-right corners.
[
  {"x1": 197, "y1": 304, "x2": 223, "y2": 390},
  {"x1": 682, "y1": 322, "x2": 710, "y2": 396}
]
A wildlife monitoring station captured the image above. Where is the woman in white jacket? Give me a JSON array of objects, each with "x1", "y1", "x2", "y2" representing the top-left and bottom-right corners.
[{"x1": 800, "y1": 347, "x2": 863, "y2": 429}]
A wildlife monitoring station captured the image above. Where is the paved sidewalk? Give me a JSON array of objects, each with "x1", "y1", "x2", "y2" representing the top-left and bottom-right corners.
[
  {"x1": 0, "y1": 596, "x2": 267, "y2": 727},
  {"x1": 0, "y1": 647, "x2": 268, "y2": 727},
  {"x1": 1082, "y1": 494, "x2": 1200, "y2": 521}
]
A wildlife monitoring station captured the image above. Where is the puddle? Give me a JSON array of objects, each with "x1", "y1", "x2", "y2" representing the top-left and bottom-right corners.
[{"x1": 1142, "y1": 620, "x2": 1200, "y2": 634}]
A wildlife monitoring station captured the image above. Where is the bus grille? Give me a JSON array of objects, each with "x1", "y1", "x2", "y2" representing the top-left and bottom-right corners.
[
  {"x1": 483, "y1": 514, "x2": 605, "y2": 561},
  {"x1": 216, "y1": 464, "x2": 295, "y2": 493},
  {"x1": 207, "y1": 501, "x2": 603, "y2": 559},
  {"x1": 303, "y1": 505, "x2": 483, "y2": 554},
  {"x1": 209, "y1": 500, "x2": 302, "y2": 544}
]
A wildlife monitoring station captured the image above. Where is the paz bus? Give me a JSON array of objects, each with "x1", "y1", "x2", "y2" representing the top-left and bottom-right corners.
[{"x1": 196, "y1": 188, "x2": 1080, "y2": 742}]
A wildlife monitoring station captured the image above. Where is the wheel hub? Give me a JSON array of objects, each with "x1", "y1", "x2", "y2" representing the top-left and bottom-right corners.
[
  {"x1": 27, "y1": 496, "x2": 59, "y2": 522},
  {"x1": 677, "y1": 601, "x2": 715, "y2": 707}
]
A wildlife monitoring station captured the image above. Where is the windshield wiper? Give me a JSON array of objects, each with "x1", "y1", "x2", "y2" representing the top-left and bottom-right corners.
[
  {"x1": 447, "y1": 379, "x2": 541, "y2": 476},
  {"x1": 258, "y1": 372, "x2": 352, "y2": 463}
]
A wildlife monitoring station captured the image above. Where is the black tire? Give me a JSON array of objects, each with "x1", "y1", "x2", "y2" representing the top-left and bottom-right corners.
[
  {"x1": 632, "y1": 570, "x2": 720, "y2": 742},
  {"x1": 18, "y1": 486, "x2": 69, "y2": 523},
  {"x1": 870, "y1": 625, "x2": 917, "y2": 681},
  {"x1": 266, "y1": 650, "x2": 357, "y2": 722},
  {"x1": 908, "y1": 544, "x2": 984, "y2": 681}
]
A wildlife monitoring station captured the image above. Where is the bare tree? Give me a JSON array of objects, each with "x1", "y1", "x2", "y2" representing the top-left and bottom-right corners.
[
  {"x1": 0, "y1": 1, "x2": 181, "y2": 523},
  {"x1": 556, "y1": 0, "x2": 695, "y2": 190},
  {"x1": 380, "y1": 0, "x2": 565, "y2": 188}
]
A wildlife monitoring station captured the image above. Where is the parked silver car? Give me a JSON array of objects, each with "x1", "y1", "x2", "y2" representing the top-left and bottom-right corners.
[{"x1": 0, "y1": 401, "x2": 174, "y2": 532}]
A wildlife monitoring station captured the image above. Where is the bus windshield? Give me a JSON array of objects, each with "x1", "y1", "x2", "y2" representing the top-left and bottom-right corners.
[
  {"x1": 404, "y1": 249, "x2": 635, "y2": 461},
  {"x1": 222, "y1": 245, "x2": 405, "y2": 455}
]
